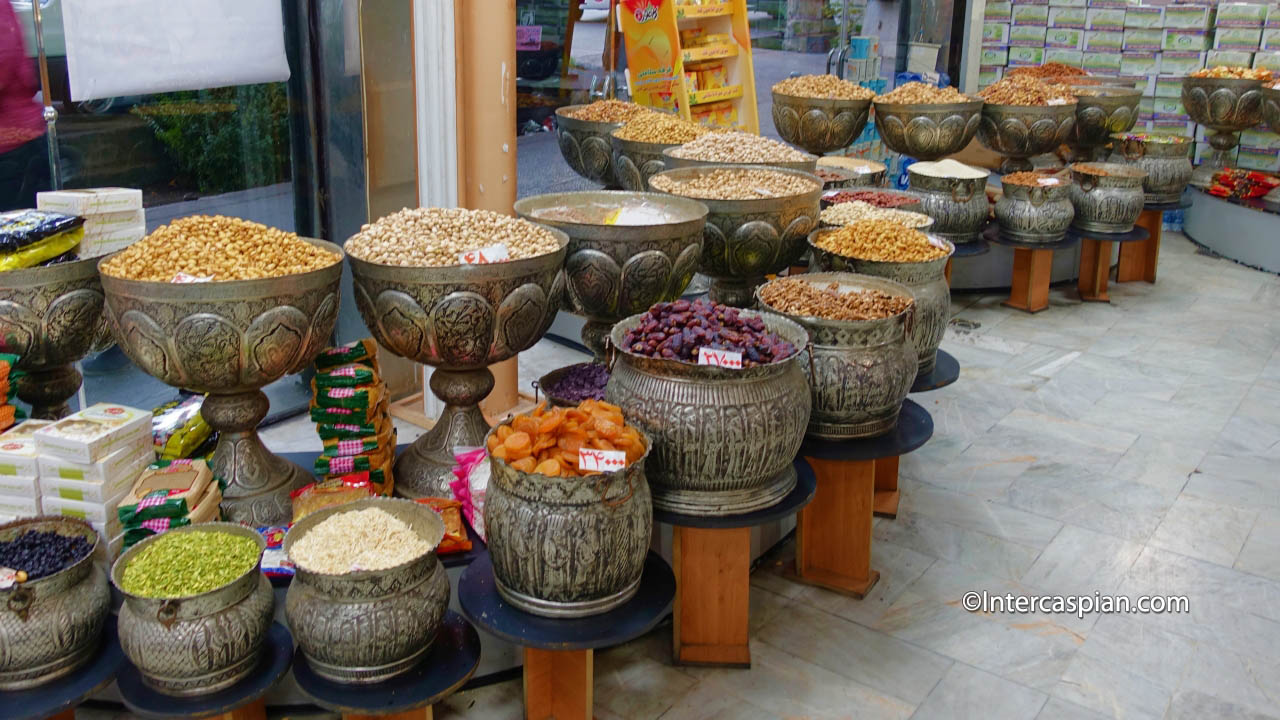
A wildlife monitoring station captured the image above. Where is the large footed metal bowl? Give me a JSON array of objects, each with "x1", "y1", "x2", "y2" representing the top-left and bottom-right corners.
[
  {"x1": 514, "y1": 191, "x2": 707, "y2": 357},
  {"x1": 348, "y1": 235, "x2": 568, "y2": 499},
  {"x1": 1068, "y1": 87, "x2": 1141, "y2": 160},
  {"x1": 1264, "y1": 86, "x2": 1280, "y2": 135},
  {"x1": 661, "y1": 146, "x2": 819, "y2": 174},
  {"x1": 100, "y1": 240, "x2": 343, "y2": 525},
  {"x1": 770, "y1": 91, "x2": 872, "y2": 155},
  {"x1": 1182, "y1": 76, "x2": 1265, "y2": 183},
  {"x1": 873, "y1": 97, "x2": 984, "y2": 161},
  {"x1": 611, "y1": 132, "x2": 679, "y2": 191},
  {"x1": 0, "y1": 257, "x2": 103, "y2": 419},
  {"x1": 978, "y1": 102, "x2": 1077, "y2": 174},
  {"x1": 555, "y1": 106, "x2": 622, "y2": 187},
  {"x1": 648, "y1": 165, "x2": 822, "y2": 307}
]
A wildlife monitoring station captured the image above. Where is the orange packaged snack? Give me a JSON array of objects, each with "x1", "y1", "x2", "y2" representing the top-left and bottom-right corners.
[
  {"x1": 486, "y1": 399, "x2": 646, "y2": 477},
  {"x1": 415, "y1": 497, "x2": 473, "y2": 554}
]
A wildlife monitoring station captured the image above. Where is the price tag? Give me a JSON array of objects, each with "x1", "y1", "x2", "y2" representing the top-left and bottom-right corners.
[
  {"x1": 458, "y1": 243, "x2": 510, "y2": 265},
  {"x1": 697, "y1": 347, "x2": 743, "y2": 368},
  {"x1": 171, "y1": 272, "x2": 214, "y2": 283},
  {"x1": 516, "y1": 25, "x2": 543, "y2": 51},
  {"x1": 578, "y1": 448, "x2": 627, "y2": 472},
  {"x1": 0, "y1": 567, "x2": 26, "y2": 589}
]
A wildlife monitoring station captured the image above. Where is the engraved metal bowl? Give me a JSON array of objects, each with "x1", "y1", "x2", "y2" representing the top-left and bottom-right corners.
[
  {"x1": 1069, "y1": 162, "x2": 1147, "y2": 233},
  {"x1": 771, "y1": 91, "x2": 872, "y2": 155},
  {"x1": 872, "y1": 97, "x2": 985, "y2": 161},
  {"x1": 756, "y1": 273, "x2": 916, "y2": 440},
  {"x1": 611, "y1": 132, "x2": 679, "y2": 191},
  {"x1": 535, "y1": 362, "x2": 606, "y2": 407},
  {"x1": 660, "y1": 146, "x2": 819, "y2": 174},
  {"x1": 555, "y1": 106, "x2": 622, "y2": 187},
  {"x1": 995, "y1": 177, "x2": 1075, "y2": 243},
  {"x1": 977, "y1": 102, "x2": 1077, "y2": 174},
  {"x1": 285, "y1": 497, "x2": 449, "y2": 683},
  {"x1": 906, "y1": 169, "x2": 991, "y2": 244},
  {"x1": 648, "y1": 165, "x2": 823, "y2": 307},
  {"x1": 0, "y1": 516, "x2": 109, "y2": 691},
  {"x1": 1108, "y1": 133, "x2": 1194, "y2": 204},
  {"x1": 112, "y1": 523, "x2": 272, "y2": 696},
  {"x1": 1263, "y1": 86, "x2": 1280, "y2": 135},
  {"x1": 1182, "y1": 76, "x2": 1264, "y2": 179},
  {"x1": 1067, "y1": 86, "x2": 1141, "y2": 159},
  {"x1": 484, "y1": 424, "x2": 651, "y2": 617},
  {"x1": 348, "y1": 234, "x2": 568, "y2": 499},
  {"x1": 606, "y1": 309, "x2": 810, "y2": 516},
  {"x1": 808, "y1": 229, "x2": 954, "y2": 375},
  {"x1": 100, "y1": 241, "x2": 344, "y2": 526},
  {"x1": 513, "y1": 191, "x2": 707, "y2": 357},
  {"x1": 0, "y1": 257, "x2": 103, "y2": 419}
]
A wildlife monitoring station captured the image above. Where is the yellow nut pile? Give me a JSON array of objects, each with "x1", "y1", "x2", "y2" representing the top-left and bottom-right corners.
[
  {"x1": 345, "y1": 208, "x2": 561, "y2": 267},
  {"x1": 100, "y1": 215, "x2": 340, "y2": 282},
  {"x1": 772, "y1": 74, "x2": 875, "y2": 100},
  {"x1": 813, "y1": 220, "x2": 949, "y2": 263},
  {"x1": 651, "y1": 168, "x2": 818, "y2": 200},
  {"x1": 874, "y1": 82, "x2": 970, "y2": 104},
  {"x1": 670, "y1": 131, "x2": 811, "y2": 163},
  {"x1": 821, "y1": 201, "x2": 933, "y2": 228},
  {"x1": 1191, "y1": 66, "x2": 1273, "y2": 82},
  {"x1": 563, "y1": 100, "x2": 653, "y2": 124},
  {"x1": 978, "y1": 76, "x2": 1076, "y2": 106},
  {"x1": 760, "y1": 277, "x2": 912, "y2": 322},
  {"x1": 614, "y1": 112, "x2": 711, "y2": 144}
]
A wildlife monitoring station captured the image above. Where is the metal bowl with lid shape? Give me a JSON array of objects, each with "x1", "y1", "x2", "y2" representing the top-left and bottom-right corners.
[
  {"x1": 1181, "y1": 76, "x2": 1265, "y2": 182},
  {"x1": 906, "y1": 163, "x2": 991, "y2": 244},
  {"x1": 995, "y1": 174, "x2": 1075, "y2": 243},
  {"x1": 1068, "y1": 162, "x2": 1147, "y2": 233},
  {"x1": 1066, "y1": 85, "x2": 1141, "y2": 160},
  {"x1": 611, "y1": 130, "x2": 679, "y2": 192},
  {"x1": 1107, "y1": 132, "x2": 1194, "y2": 204},
  {"x1": 555, "y1": 106, "x2": 624, "y2": 187},
  {"x1": 771, "y1": 90, "x2": 872, "y2": 155},
  {"x1": 872, "y1": 97, "x2": 985, "y2": 161},
  {"x1": 977, "y1": 102, "x2": 1078, "y2": 174}
]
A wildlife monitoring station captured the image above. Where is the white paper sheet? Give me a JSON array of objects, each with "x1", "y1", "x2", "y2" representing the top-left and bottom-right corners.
[{"x1": 61, "y1": 0, "x2": 290, "y2": 101}]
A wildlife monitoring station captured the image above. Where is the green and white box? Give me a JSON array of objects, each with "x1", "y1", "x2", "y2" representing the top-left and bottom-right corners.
[
  {"x1": 1268, "y1": 3, "x2": 1280, "y2": 28},
  {"x1": 1085, "y1": 29, "x2": 1125, "y2": 49},
  {"x1": 981, "y1": 46, "x2": 1010, "y2": 65},
  {"x1": 1047, "y1": 27, "x2": 1086, "y2": 47},
  {"x1": 1008, "y1": 46, "x2": 1049, "y2": 65},
  {"x1": 1125, "y1": 6, "x2": 1164, "y2": 28},
  {"x1": 1138, "y1": 96, "x2": 1156, "y2": 118},
  {"x1": 1050, "y1": 0, "x2": 1087, "y2": 7},
  {"x1": 1241, "y1": 127, "x2": 1280, "y2": 149},
  {"x1": 1087, "y1": 7, "x2": 1127, "y2": 27},
  {"x1": 1160, "y1": 50, "x2": 1207, "y2": 74},
  {"x1": 1216, "y1": 3, "x2": 1267, "y2": 27},
  {"x1": 1164, "y1": 28, "x2": 1211, "y2": 50},
  {"x1": 1011, "y1": 24, "x2": 1049, "y2": 45},
  {"x1": 1118, "y1": 73, "x2": 1157, "y2": 94},
  {"x1": 1237, "y1": 146, "x2": 1280, "y2": 172},
  {"x1": 1124, "y1": 27, "x2": 1164, "y2": 48},
  {"x1": 1214, "y1": 27, "x2": 1262, "y2": 50},
  {"x1": 986, "y1": 1, "x2": 1014, "y2": 21},
  {"x1": 979, "y1": 66, "x2": 1005, "y2": 87},
  {"x1": 1255, "y1": 51, "x2": 1280, "y2": 70},
  {"x1": 1121, "y1": 51, "x2": 1160, "y2": 74},
  {"x1": 1207, "y1": 49, "x2": 1256, "y2": 66},
  {"x1": 1154, "y1": 75, "x2": 1185, "y2": 97},
  {"x1": 984, "y1": 22, "x2": 1012, "y2": 44},
  {"x1": 1083, "y1": 49, "x2": 1124, "y2": 71},
  {"x1": 1164, "y1": 5, "x2": 1213, "y2": 30},
  {"x1": 1152, "y1": 97, "x2": 1186, "y2": 117},
  {"x1": 1013, "y1": 4, "x2": 1050, "y2": 23},
  {"x1": 1262, "y1": 27, "x2": 1280, "y2": 51},
  {"x1": 1049, "y1": 6, "x2": 1088, "y2": 26},
  {"x1": 1045, "y1": 47, "x2": 1085, "y2": 65}
]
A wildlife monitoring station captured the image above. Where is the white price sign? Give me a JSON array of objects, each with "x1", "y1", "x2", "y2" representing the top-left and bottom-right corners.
[
  {"x1": 697, "y1": 347, "x2": 743, "y2": 369},
  {"x1": 578, "y1": 448, "x2": 627, "y2": 473},
  {"x1": 459, "y1": 243, "x2": 510, "y2": 265}
]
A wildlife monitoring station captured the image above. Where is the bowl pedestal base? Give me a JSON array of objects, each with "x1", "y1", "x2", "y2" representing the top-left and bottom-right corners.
[
  {"x1": 394, "y1": 368, "x2": 494, "y2": 499},
  {"x1": 17, "y1": 364, "x2": 83, "y2": 420},
  {"x1": 707, "y1": 277, "x2": 762, "y2": 308},
  {"x1": 205, "y1": 391, "x2": 311, "y2": 525}
]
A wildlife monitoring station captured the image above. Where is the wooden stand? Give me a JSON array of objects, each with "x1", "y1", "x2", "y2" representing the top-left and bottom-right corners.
[
  {"x1": 523, "y1": 648, "x2": 592, "y2": 720},
  {"x1": 984, "y1": 226, "x2": 1079, "y2": 314},
  {"x1": 657, "y1": 461, "x2": 816, "y2": 668},
  {"x1": 790, "y1": 400, "x2": 934, "y2": 598},
  {"x1": 1116, "y1": 208, "x2": 1163, "y2": 283},
  {"x1": 1072, "y1": 225, "x2": 1150, "y2": 303}
]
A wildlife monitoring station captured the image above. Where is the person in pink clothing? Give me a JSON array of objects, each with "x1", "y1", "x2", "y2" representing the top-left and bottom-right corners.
[{"x1": 0, "y1": 1, "x2": 50, "y2": 211}]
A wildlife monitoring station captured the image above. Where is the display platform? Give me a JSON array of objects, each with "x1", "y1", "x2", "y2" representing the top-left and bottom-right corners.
[
  {"x1": 982, "y1": 225, "x2": 1081, "y2": 313},
  {"x1": 0, "y1": 622, "x2": 124, "y2": 720},
  {"x1": 1070, "y1": 225, "x2": 1150, "y2": 303},
  {"x1": 911, "y1": 349, "x2": 959, "y2": 393},
  {"x1": 1183, "y1": 187, "x2": 1280, "y2": 274}
]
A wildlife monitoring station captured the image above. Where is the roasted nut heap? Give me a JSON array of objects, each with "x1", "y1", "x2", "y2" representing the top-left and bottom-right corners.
[
  {"x1": 760, "y1": 277, "x2": 912, "y2": 322},
  {"x1": 1006, "y1": 63, "x2": 1089, "y2": 79},
  {"x1": 670, "y1": 131, "x2": 810, "y2": 163},
  {"x1": 100, "y1": 215, "x2": 340, "y2": 282},
  {"x1": 772, "y1": 74, "x2": 875, "y2": 100},
  {"x1": 346, "y1": 207, "x2": 561, "y2": 267},
  {"x1": 818, "y1": 156, "x2": 886, "y2": 173},
  {"x1": 563, "y1": 99, "x2": 653, "y2": 124},
  {"x1": 650, "y1": 168, "x2": 819, "y2": 200},
  {"x1": 614, "y1": 112, "x2": 711, "y2": 144},
  {"x1": 874, "y1": 82, "x2": 970, "y2": 104},
  {"x1": 813, "y1": 220, "x2": 949, "y2": 263},
  {"x1": 979, "y1": 76, "x2": 1076, "y2": 105},
  {"x1": 1001, "y1": 171, "x2": 1068, "y2": 186},
  {"x1": 1191, "y1": 66, "x2": 1273, "y2": 82},
  {"x1": 821, "y1": 201, "x2": 933, "y2": 228},
  {"x1": 825, "y1": 189, "x2": 916, "y2": 207}
]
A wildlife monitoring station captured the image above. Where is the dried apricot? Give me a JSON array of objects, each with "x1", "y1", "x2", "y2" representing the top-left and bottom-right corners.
[{"x1": 487, "y1": 398, "x2": 643, "y2": 477}]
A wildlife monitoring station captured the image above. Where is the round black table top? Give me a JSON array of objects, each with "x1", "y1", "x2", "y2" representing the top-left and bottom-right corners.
[
  {"x1": 1066, "y1": 225, "x2": 1150, "y2": 244},
  {"x1": 0, "y1": 621, "x2": 125, "y2": 720},
  {"x1": 951, "y1": 238, "x2": 991, "y2": 258},
  {"x1": 982, "y1": 224, "x2": 1081, "y2": 251},
  {"x1": 653, "y1": 457, "x2": 817, "y2": 529},
  {"x1": 459, "y1": 551, "x2": 675, "y2": 652},
  {"x1": 117, "y1": 623, "x2": 293, "y2": 720},
  {"x1": 293, "y1": 611, "x2": 481, "y2": 716},
  {"x1": 911, "y1": 349, "x2": 959, "y2": 393},
  {"x1": 1143, "y1": 197, "x2": 1192, "y2": 212},
  {"x1": 801, "y1": 398, "x2": 934, "y2": 461}
]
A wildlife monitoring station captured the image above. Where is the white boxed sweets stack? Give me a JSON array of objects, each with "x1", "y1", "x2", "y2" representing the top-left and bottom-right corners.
[
  {"x1": 36, "y1": 187, "x2": 145, "y2": 259},
  {"x1": 0, "y1": 421, "x2": 53, "y2": 522}
]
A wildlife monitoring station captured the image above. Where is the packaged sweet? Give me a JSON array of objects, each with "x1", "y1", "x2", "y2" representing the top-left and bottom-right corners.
[
  {"x1": 322, "y1": 468, "x2": 392, "y2": 496},
  {"x1": 0, "y1": 209, "x2": 84, "y2": 253},
  {"x1": 151, "y1": 394, "x2": 213, "y2": 460},
  {"x1": 309, "y1": 401, "x2": 387, "y2": 425},
  {"x1": 290, "y1": 476, "x2": 375, "y2": 522},
  {"x1": 449, "y1": 447, "x2": 489, "y2": 541},
  {"x1": 414, "y1": 497, "x2": 472, "y2": 554},
  {"x1": 314, "y1": 338, "x2": 378, "y2": 371},
  {"x1": 34, "y1": 403, "x2": 152, "y2": 464},
  {"x1": 0, "y1": 212, "x2": 85, "y2": 273},
  {"x1": 312, "y1": 382, "x2": 386, "y2": 412},
  {"x1": 119, "y1": 481, "x2": 221, "y2": 549},
  {"x1": 0, "y1": 406, "x2": 13, "y2": 433},
  {"x1": 116, "y1": 459, "x2": 215, "y2": 524},
  {"x1": 313, "y1": 363, "x2": 377, "y2": 389},
  {"x1": 313, "y1": 444, "x2": 394, "y2": 476},
  {"x1": 40, "y1": 448, "x2": 153, "y2": 503},
  {"x1": 320, "y1": 427, "x2": 395, "y2": 458},
  {"x1": 256, "y1": 526, "x2": 295, "y2": 578},
  {"x1": 315, "y1": 418, "x2": 388, "y2": 440},
  {"x1": 0, "y1": 353, "x2": 18, "y2": 381}
]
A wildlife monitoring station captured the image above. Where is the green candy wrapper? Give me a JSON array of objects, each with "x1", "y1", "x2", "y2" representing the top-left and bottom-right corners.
[
  {"x1": 315, "y1": 339, "x2": 378, "y2": 371},
  {"x1": 312, "y1": 382, "x2": 385, "y2": 411},
  {"x1": 314, "y1": 363, "x2": 377, "y2": 388}
]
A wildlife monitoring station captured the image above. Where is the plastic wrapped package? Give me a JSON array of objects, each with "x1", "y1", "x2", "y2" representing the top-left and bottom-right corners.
[
  {"x1": 314, "y1": 338, "x2": 378, "y2": 372},
  {"x1": 290, "y1": 476, "x2": 375, "y2": 522},
  {"x1": 116, "y1": 459, "x2": 214, "y2": 524},
  {"x1": 313, "y1": 444, "x2": 394, "y2": 476},
  {"x1": 414, "y1": 497, "x2": 472, "y2": 554},
  {"x1": 449, "y1": 447, "x2": 489, "y2": 542},
  {"x1": 0, "y1": 211, "x2": 85, "y2": 272},
  {"x1": 312, "y1": 382, "x2": 386, "y2": 412},
  {"x1": 321, "y1": 468, "x2": 392, "y2": 496},
  {"x1": 320, "y1": 427, "x2": 395, "y2": 458},
  {"x1": 256, "y1": 527, "x2": 294, "y2": 579},
  {"x1": 313, "y1": 363, "x2": 377, "y2": 389},
  {"x1": 151, "y1": 394, "x2": 213, "y2": 460}
]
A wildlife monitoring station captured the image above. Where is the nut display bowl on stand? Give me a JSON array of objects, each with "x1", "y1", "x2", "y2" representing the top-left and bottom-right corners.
[
  {"x1": 660, "y1": 146, "x2": 819, "y2": 174},
  {"x1": 872, "y1": 98, "x2": 985, "y2": 161},
  {"x1": 977, "y1": 102, "x2": 1077, "y2": 174},
  {"x1": 1108, "y1": 132, "x2": 1194, "y2": 204},
  {"x1": 99, "y1": 240, "x2": 343, "y2": 525},
  {"x1": 554, "y1": 106, "x2": 622, "y2": 188},
  {"x1": 1067, "y1": 86, "x2": 1141, "y2": 161},
  {"x1": 770, "y1": 91, "x2": 872, "y2": 155},
  {"x1": 0, "y1": 257, "x2": 103, "y2": 419},
  {"x1": 513, "y1": 191, "x2": 707, "y2": 358},
  {"x1": 1263, "y1": 86, "x2": 1280, "y2": 204},
  {"x1": 1181, "y1": 76, "x2": 1264, "y2": 185},
  {"x1": 611, "y1": 132, "x2": 678, "y2": 192},
  {"x1": 348, "y1": 235, "x2": 568, "y2": 499},
  {"x1": 648, "y1": 165, "x2": 822, "y2": 307}
]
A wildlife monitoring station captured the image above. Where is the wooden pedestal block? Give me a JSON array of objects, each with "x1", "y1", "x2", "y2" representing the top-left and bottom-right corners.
[
  {"x1": 794, "y1": 456, "x2": 880, "y2": 598},
  {"x1": 221, "y1": 700, "x2": 266, "y2": 720},
  {"x1": 1116, "y1": 209, "x2": 1162, "y2": 283},
  {"x1": 673, "y1": 526, "x2": 751, "y2": 667},
  {"x1": 524, "y1": 648, "x2": 593, "y2": 720},
  {"x1": 1003, "y1": 247, "x2": 1054, "y2": 313},
  {"x1": 1077, "y1": 238, "x2": 1112, "y2": 303},
  {"x1": 346, "y1": 710, "x2": 431, "y2": 720},
  {"x1": 873, "y1": 455, "x2": 900, "y2": 518}
]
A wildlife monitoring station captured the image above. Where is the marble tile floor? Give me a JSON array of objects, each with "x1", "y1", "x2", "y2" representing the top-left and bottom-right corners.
[{"x1": 87, "y1": 231, "x2": 1280, "y2": 720}]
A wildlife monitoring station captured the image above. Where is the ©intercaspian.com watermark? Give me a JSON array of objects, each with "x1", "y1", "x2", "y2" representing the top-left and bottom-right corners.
[{"x1": 961, "y1": 591, "x2": 1190, "y2": 619}]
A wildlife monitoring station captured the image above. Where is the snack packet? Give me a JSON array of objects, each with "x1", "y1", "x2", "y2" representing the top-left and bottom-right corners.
[
  {"x1": 313, "y1": 363, "x2": 377, "y2": 389},
  {"x1": 313, "y1": 443, "x2": 394, "y2": 475},
  {"x1": 0, "y1": 210, "x2": 84, "y2": 252},
  {"x1": 415, "y1": 497, "x2": 472, "y2": 554},
  {"x1": 314, "y1": 339, "x2": 378, "y2": 371},
  {"x1": 315, "y1": 418, "x2": 387, "y2": 440},
  {"x1": 309, "y1": 402, "x2": 387, "y2": 425},
  {"x1": 290, "y1": 476, "x2": 375, "y2": 522},
  {"x1": 449, "y1": 447, "x2": 489, "y2": 542},
  {"x1": 257, "y1": 527, "x2": 294, "y2": 579},
  {"x1": 116, "y1": 459, "x2": 214, "y2": 524},
  {"x1": 320, "y1": 427, "x2": 395, "y2": 458},
  {"x1": 322, "y1": 467, "x2": 393, "y2": 495},
  {"x1": 312, "y1": 383, "x2": 386, "y2": 411},
  {"x1": 152, "y1": 394, "x2": 213, "y2": 460}
]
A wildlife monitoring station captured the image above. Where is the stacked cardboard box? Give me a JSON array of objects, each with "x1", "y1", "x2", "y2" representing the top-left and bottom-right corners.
[
  {"x1": 36, "y1": 188, "x2": 145, "y2": 259},
  {"x1": 0, "y1": 421, "x2": 50, "y2": 523}
]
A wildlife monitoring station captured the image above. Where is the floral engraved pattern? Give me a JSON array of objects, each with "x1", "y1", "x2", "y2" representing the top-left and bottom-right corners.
[
  {"x1": 876, "y1": 105, "x2": 981, "y2": 160},
  {"x1": 432, "y1": 292, "x2": 494, "y2": 367}
]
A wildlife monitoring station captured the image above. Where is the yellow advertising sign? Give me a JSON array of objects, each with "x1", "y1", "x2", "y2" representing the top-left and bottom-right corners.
[{"x1": 619, "y1": 0, "x2": 680, "y2": 111}]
